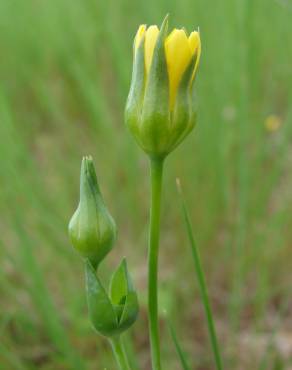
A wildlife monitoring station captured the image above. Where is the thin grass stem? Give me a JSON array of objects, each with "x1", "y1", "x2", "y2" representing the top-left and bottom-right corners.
[
  {"x1": 176, "y1": 179, "x2": 224, "y2": 370},
  {"x1": 166, "y1": 316, "x2": 191, "y2": 370}
]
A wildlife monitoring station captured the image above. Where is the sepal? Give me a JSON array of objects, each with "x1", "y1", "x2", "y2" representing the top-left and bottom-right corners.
[
  {"x1": 169, "y1": 54, "x2": 198, "y2": 152},
  {"x1": 140, "y1": 15, "x2": 170, "y2": 158},
  {"x1": 125, "y1": 35, "x2": 146, "y2": 146}
]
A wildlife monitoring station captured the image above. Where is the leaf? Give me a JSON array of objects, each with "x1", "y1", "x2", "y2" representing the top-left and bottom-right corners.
[
  {"x1": 85, "y1": 260, "x2": 118, "y2": 337},
  {"x1": 176, "y1": 179, "x2": 224, "y2": 370},
  {"x1": 110, "y1": 258, "x2": 134, "y2": 305},
  {"x1": 166, "y1": 316, "x2": 191, "y2": 370},
  {"x1": 109, "y1": 258, "x2": 128, "y2": 305},
  {"x1": 118, "y1": 292, "x2": 139, "y2": 332},
  {"x1": 109, "y1": 259, "x2": 139, "y2": 332}
]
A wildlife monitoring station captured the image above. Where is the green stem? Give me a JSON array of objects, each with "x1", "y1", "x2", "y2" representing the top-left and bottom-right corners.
[
  {"x1": 177, "y1": 182, "x2": 223, "y2": 370},
  {"x1": 190, "y1": 237, "x2": 223, "y2": 370},
  {"x1": 166, "y1": 318, "x2": 191, "y2": 370},
  {"x1": 110, "y1": 336, "x2": 131, "y2": 370},
  {"x1": 148, "y1": 158, "x2": 164, "y2": 370}
]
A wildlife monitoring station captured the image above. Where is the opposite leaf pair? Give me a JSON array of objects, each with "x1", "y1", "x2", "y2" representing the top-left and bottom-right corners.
[{"x1": 85, "y1": 258, "x2": 139, "y2": 337}]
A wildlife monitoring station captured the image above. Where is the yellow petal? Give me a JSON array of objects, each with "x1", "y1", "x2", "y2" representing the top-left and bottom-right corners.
[
  {"x1": 135, "y1": 24, "x2": 146, "y2": 52},
  {"x1": 188, "y1": 31, "x2": 200, "y2": 55},
  {"x1": 165, "y1": 29, "x2": 192, "y2": 109},
  {"x1": 144, "y1": 25, "x2": 159, "y2": 75},
  {"x1": 189, "y1": 31, "x2": 201, "y2": 81}
]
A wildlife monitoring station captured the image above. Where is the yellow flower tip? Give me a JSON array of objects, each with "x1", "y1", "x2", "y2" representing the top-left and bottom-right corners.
[
  {"x1": 144, "y1": 25, "x2": 160, "y2": 74},
  {"x1": 133, "y1": 19, "x2": 201, "y2": 109},
  {"x1": 165, "y1": 28, "x2": 193, "y2": 109},
  {"x1": 135, "y1": 24, "x2": 146, "y2": 51},
  {"x1": 188, "y1": 31, "x2": 200, "y2": 55},
  {"x1": 265, "y1": 114, "x2": 282, "y2": 132},
  {"x1": 189, "y1": 30, "x2": 201, "y2": 82}
]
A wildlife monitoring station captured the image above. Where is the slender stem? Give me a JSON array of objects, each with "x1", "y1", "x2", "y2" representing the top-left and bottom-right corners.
[
  {"x1": 110, "y1": 336, "x2": 131, "y2": 370},
  {"x1": 148, "y1": 158, "x2": 164, "y2": 370},
  {"x1": 177, "y1": 181, "x2": 223, "y2": 370},
  {"x1": 189, "y1": 235, "x2": 223, "y2": 370},
  {"x1": 166, "y1": 318, "x2": 191, "y2": 370}
]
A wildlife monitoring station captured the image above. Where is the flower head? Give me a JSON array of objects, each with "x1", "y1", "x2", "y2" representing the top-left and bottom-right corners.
[{"x1": 125, "y1": 15, "x2": 201, "y2": 159}]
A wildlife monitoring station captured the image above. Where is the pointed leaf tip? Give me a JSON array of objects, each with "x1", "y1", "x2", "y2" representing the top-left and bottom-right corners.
[
  {"x1": 110, "y1": 258, "x2": 129, "y2": 304},
  {"x1": 160, "y1": 14, "x2": 169, "y2": 36},
  {"x1": 118, "y1": 291, "x2": 139, "y2": 330}
]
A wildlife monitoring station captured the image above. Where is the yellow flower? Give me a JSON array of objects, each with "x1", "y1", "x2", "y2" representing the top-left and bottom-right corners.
[
  {"x1": 135, "y1": 23, "x2": 201, "y2": 109},
  {"x1": 264, "y1": 114, "x2": 282, "y2": 132},
  {"x1": 125, "y1": 16, "x2": 201, "y2": 159}
]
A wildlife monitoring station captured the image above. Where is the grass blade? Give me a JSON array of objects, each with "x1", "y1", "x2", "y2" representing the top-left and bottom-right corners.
[
  {"x1": 176, "y1": 179, "x2": 224, "y2": 370},
  {"x1": 166, "y1": 315, "x2": 191, "y2": 370}
]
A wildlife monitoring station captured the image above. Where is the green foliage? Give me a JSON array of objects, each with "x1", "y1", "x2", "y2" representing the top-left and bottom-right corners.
[
  {"x1": 86, "y1": 259, "x2": 139, "y2": 337},
  {"x1": 0, "y1": 0, "x2": 291, "y2": 369}
]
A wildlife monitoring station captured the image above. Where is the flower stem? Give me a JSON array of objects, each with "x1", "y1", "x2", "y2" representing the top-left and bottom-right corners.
[
  {"x1": 148, "y1": 158, "x2": 164, "y2": 370},
  {"x1": 110, "y1": 336, "x2": 131, "y2": 370}
]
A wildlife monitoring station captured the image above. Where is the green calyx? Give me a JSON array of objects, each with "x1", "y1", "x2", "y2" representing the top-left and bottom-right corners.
[
  {"x1": 68, "y1": 156, "x2": 117, "y2": 268},
  {"x1": 125, "y1": 15, "x2": 198, "y2": 160},
  {"x1": 85, "y1": 258, "x2": 139, "y2": 337}
]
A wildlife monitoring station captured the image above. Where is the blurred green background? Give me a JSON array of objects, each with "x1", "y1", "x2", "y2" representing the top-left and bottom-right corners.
[{"x1": 0, "y1": 0, "x2": 292, "y2": 369}]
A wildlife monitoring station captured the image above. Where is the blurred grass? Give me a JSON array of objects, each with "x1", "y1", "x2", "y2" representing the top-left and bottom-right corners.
[{"x1": 0, "y1": 0, "x2": 292, "y2": 369}]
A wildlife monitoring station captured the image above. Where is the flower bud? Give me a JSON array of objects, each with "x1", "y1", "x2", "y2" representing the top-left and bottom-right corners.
[
  {"x1": 68, "y1": 156, "x2": 116, "y2": 267},
  {"x1": 85, "y1": 258, "x2": 139, "y2": 337},
  {"x1": 125, "y1": 15, "x2": 201, "y2": 159}
]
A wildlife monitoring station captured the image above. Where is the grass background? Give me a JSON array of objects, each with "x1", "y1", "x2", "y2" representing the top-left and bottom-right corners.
[{"x1": 0, "y1": 0, "x2": 292, "y2": 369}]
